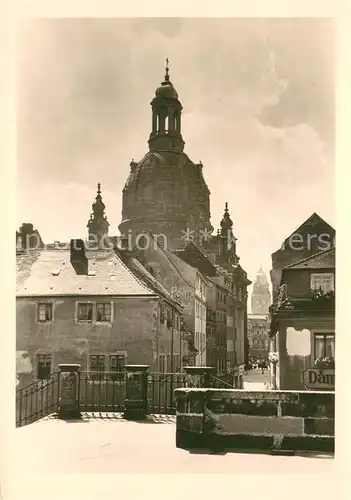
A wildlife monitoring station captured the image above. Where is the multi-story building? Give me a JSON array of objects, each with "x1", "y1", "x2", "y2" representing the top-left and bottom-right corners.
[
  {"x1": 128, "y1": 231, "x2": 207, "y2": 367},
  {"x1": 173, "y1": 231, "x2": 249, "y2": 387},
  {"x1": 165, "y1": 249, "x2": 209, "y2": 367},
  {"x1": 209, "y1": 279, "x2": 228, "y2": 373},
  {"x1": 271, "y1": 247, "x2": 335, "y2": 390},
  {"x1": 270, "y1": 213, "x2": 335, "y2": 304},
  {"x1": 16, "y1": 240, "x2": 183, "y2": 387},
  {"x1": 16, "y1": 188, "x2": 184, "y2": 386},
  {"x1": 269, "y1": 213, "x2": 335, "y2": 390},
  {"x1": 247, "y1": 314, "x2": 270, "y2": 361}
]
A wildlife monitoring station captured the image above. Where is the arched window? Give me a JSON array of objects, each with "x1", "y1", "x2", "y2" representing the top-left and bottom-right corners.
[
  {"x1": 165, "y1": 116, "x2": 169, "y2": 133},
  {"x1": 143, "y1": 183, "x2": 153, "y2": 200}
]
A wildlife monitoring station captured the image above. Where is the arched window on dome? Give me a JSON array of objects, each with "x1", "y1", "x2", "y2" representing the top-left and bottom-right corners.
[
  {"x1": 165, "y1": 116, "x2": 169, "y2": 134},
  {"x1": 140, "y1": 183, "x2": 153, "y2": 201},
  {"x1": 174, "y1": 111, "x2": 181, "y2": 133}
]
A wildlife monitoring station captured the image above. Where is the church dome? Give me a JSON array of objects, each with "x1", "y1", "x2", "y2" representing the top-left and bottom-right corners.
[{"x1": 155, "y1": 81, "x2": 178, "y2": 99}]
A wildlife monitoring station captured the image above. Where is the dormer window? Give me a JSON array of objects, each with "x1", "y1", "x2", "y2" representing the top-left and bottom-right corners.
[{"x1": 310, "y1": 273, "x2": 334, "y2": 293}]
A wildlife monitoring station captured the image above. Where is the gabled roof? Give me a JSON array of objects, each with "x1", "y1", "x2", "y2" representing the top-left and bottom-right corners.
[
  {"x1": 284, "y1": 246, "x2": 335, "y2": 270},
  {"x1": 16, "y1": 249, "x2": 156, "y2": 297},
  {"x1": 173, "y1": 242, "x2": 217, "y2": 277},
  {"x1": 273, "y1": 213, "x2": 335, "y2": 257},
  {"x1": 287, "y1": 213, "x2": 335, "y2": 240}
]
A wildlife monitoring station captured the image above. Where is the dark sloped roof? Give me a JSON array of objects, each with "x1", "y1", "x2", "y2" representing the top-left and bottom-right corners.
[
  {"x1": 284, "y1": 247, "x2": 335, "y2": 270},
  {"x1": 129, "y1": 258, "x2": 182, "y2": 310},
  {"x1": 272, "y1": 213, "x2": 335, "y2": 259},
  {"x1": 16, "y1": 249, "x2": 156, "y2": 297},
  {"x1": 173, "y1": 243, "x2": 217, "y2": 277}
]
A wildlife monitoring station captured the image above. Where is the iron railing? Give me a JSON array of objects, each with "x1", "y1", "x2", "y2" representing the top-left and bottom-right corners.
[
  {"x1": 16, "y1": 370, "x2": 239, "y2": 427},
  {"x1": 209, "y1": 374, "x2": 235, "y2": 388},
  {"x1": 147, "y1": 372, "x2": 193, "y2": 414},
  {"x1": 78, "y1": 371, "x2": 127, "y2": 412},
  {"x1": 16, "y1": 372, "x2": 60, "y2": 427}
]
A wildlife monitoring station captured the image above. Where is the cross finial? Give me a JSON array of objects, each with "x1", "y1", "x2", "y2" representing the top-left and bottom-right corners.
[{"x1": 165, "y1": 57, "x2": 170, "y2": 81}]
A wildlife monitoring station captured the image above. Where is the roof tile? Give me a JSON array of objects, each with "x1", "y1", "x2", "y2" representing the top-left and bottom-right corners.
[
  {"x1": 16, "y1": 249, "x2": 156, "y2": 297},
  {"x1": 284, "y1": 247, "x2": 335, "y2": 270}
]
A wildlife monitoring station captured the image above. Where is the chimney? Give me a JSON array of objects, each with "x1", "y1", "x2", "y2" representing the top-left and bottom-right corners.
[{"x1": 70, "y1": 239, "x2": 88, "y2": 275}]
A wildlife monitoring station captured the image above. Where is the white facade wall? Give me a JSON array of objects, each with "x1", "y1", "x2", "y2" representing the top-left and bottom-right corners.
[{"x1": 195, "y1": 272, "x2": 207, "y2": 366}]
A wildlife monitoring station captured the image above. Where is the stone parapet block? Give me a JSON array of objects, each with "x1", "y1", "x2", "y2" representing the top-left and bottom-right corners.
[{"x1": 175, "y1": 388, "x2": 334, "y2": 454}]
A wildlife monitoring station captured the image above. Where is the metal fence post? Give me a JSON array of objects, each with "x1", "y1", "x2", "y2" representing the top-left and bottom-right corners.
[
  {"x1": 123, "y1": 365, "x2": 149, "y2": 420},
  {"x1": 58, "y1": 364, "x2": 81, "y2": 420}
]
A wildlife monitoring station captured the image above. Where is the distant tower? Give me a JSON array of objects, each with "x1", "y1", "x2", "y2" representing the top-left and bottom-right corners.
[
  {"x1": 251, "y1": 267, "x2": 271, "y2": 315},
  {"x1": 87, "y1": 183, "x2": 110, "y2": 247}
]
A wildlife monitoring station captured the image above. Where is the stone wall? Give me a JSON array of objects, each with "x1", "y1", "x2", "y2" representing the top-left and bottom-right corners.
[{"x1": 175, "y1": 388, "x2": 334, "y2": 453}]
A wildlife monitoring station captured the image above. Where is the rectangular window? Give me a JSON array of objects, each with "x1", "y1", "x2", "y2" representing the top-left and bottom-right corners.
[
  {"x1": 37, "y1": 354, "x2": 51, "y2": 380},
  {"x1": 109, "y1": 354, "x2": 125, "y2": 372},
  {"x1": 109, "y1": 354, "x2": 125, "y2": 381},
  {"x1": 37, "y1": 303, "x2": 53, "y2": 323},
  {"x1": 311, "y1": 273, "x2": 334, "y2": 293},
  {"x1": 77, "y1": 303, "x2": 93, "y2": 322},
  {"x1": 314, "y1": 333, "x2": 335, "y2": 360},
  {"x1": 89, "y1": 355, "x2": 105, "y2": 380},
  {"x1": 96, "y1": 302, "x2": 112, "y2": 322}
]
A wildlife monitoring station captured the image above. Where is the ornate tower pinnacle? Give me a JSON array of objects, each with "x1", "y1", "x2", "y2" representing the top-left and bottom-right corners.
[
  {"x1": 165, "y1": 57, "x2": 170, "y2": 82},
  {"x1": 87, "y1": 183, "x2": 110, "y2": 247},
  {"x1": 220, "y1": 201, "x2": 233, "y2": 235},
  {"x1": 148, "y1": 61, "x2": 185, "y2": 152},
  {"x1": 218, "y1": 202, "x2": 238, "y2": 265}
]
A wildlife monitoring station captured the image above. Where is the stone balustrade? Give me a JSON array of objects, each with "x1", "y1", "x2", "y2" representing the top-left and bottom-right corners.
[{"x1": 175, "y1": 388, "x2": 334, "y2": 454}]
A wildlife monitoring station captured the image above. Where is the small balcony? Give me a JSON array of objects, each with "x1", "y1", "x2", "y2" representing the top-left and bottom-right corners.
[{"x1": 275, "y1": 284, "x2": 335, "y2": 313}]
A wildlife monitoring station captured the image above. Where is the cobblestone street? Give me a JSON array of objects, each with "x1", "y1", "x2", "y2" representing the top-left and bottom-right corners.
[{"x1": 243, "y1": 369, "x2": 270, "y2": 390}]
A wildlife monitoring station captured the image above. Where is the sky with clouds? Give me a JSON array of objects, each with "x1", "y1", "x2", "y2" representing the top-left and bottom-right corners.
[{"x1": 16, "y1": 18, "x2": 335, "y2": 306}]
